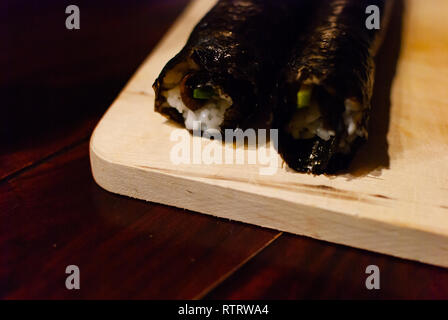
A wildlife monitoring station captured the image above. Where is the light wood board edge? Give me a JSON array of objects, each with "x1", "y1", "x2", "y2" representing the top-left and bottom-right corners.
[{"x1": 90, "y1": 144, "x2": 448, "y2": 268}]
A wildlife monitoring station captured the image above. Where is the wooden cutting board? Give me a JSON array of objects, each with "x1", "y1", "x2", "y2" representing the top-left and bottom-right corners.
[{"x1": 90, "y1": 0, "x2": 448, "y2": 268}]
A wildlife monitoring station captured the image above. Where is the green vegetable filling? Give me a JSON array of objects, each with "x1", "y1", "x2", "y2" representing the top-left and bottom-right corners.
[
  {"x1": 193, "y1": 87, "x2": 215, "y2": 100},
  {"x1": 297, "y1": 85, "x2": 313, "y2": 109}
]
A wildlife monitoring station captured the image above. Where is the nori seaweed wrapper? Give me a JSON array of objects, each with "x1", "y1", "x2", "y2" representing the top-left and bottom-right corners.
[
  {"x1": 153, "y1": 0, "x2": 313, "y2": 131},
  {"x1": 274, "y1": 0, "x2": 393, "y2": 174}
]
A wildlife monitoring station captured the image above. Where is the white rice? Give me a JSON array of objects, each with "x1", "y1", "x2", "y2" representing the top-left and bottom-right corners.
[
  {"x1": 338, "y1": 98, "x2": 368, "y2": 153},
  {"x1": 343, "y1": 98, "x2": 366, "y2": 138},
  {"x1": 286, "y1": 101, "x2": 336, "y2": 141},
  {"x1": 163, "y1": 86, "x2": 233, "y2": 131},
  {"x1": 286, "y1": 95, "x2": 366, "y2": 152}
]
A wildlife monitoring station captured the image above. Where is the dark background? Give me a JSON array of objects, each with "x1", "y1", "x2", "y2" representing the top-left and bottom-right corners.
[{"x1": 1, "y1": 0, "x2": 448, "y2": 299}]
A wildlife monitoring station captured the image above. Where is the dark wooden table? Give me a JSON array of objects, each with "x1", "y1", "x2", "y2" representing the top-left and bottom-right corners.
[{"x1": 2, "y1": 0, "x2": 448, "y2": 300}]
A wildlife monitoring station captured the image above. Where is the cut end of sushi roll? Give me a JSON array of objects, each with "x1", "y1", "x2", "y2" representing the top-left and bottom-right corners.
[
  {"x1": 286, "y1": 84, "x2": 367, "y2": 147},
  {"x1": 272, "y1": 0, "x2": 390, "y2": 174},
  {"x1": 154, "y1": 59, "x2": 234, "y2": 132},
  {"x1": 279, "y1": 82, "x2": 369, "y2": 174},
  {"x1": 163, "y1": 85, "x2": 233, "y2": 132}
]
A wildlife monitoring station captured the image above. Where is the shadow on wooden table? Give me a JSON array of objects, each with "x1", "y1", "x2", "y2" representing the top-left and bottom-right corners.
[{"x1": 347, "y1": 0, "x2": 405, "y2": 177}]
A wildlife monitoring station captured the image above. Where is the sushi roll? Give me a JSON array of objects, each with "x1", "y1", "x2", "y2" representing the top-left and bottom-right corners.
[
  {"x1": 153, "y1": 0, "x2": 313, "y2": 132},
  {"x1": 274, "y1": 0, "x2": 393, "y2": 174}
]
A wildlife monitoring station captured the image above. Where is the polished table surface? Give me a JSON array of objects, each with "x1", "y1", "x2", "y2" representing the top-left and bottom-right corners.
[{"x1": 2, "y1": 0, "x2": 448, "y2": 299}]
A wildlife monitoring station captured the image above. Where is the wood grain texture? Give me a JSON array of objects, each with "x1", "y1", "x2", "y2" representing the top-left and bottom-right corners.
[
  {"x1": 3, "y1": 0, "x2": 283, "y2": 300},
  {"x1": 3, "y1": 0, "x2": 448, "y2": 300},
  {"x1": 0, "y1": 142, "x2": 279, "y2": 299},
  {"x1": 205, "y1": 234, "x2": 448, "y2": 300},
  {"x1": 90, "y1": 0, "x2": 448, "y2": 268},
  {"x1": 2, "y1": 142, "x2": 447, "y2": 299},
  {"x1": 1, "y1": 0, "x2": 190, "y2": 180}
]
